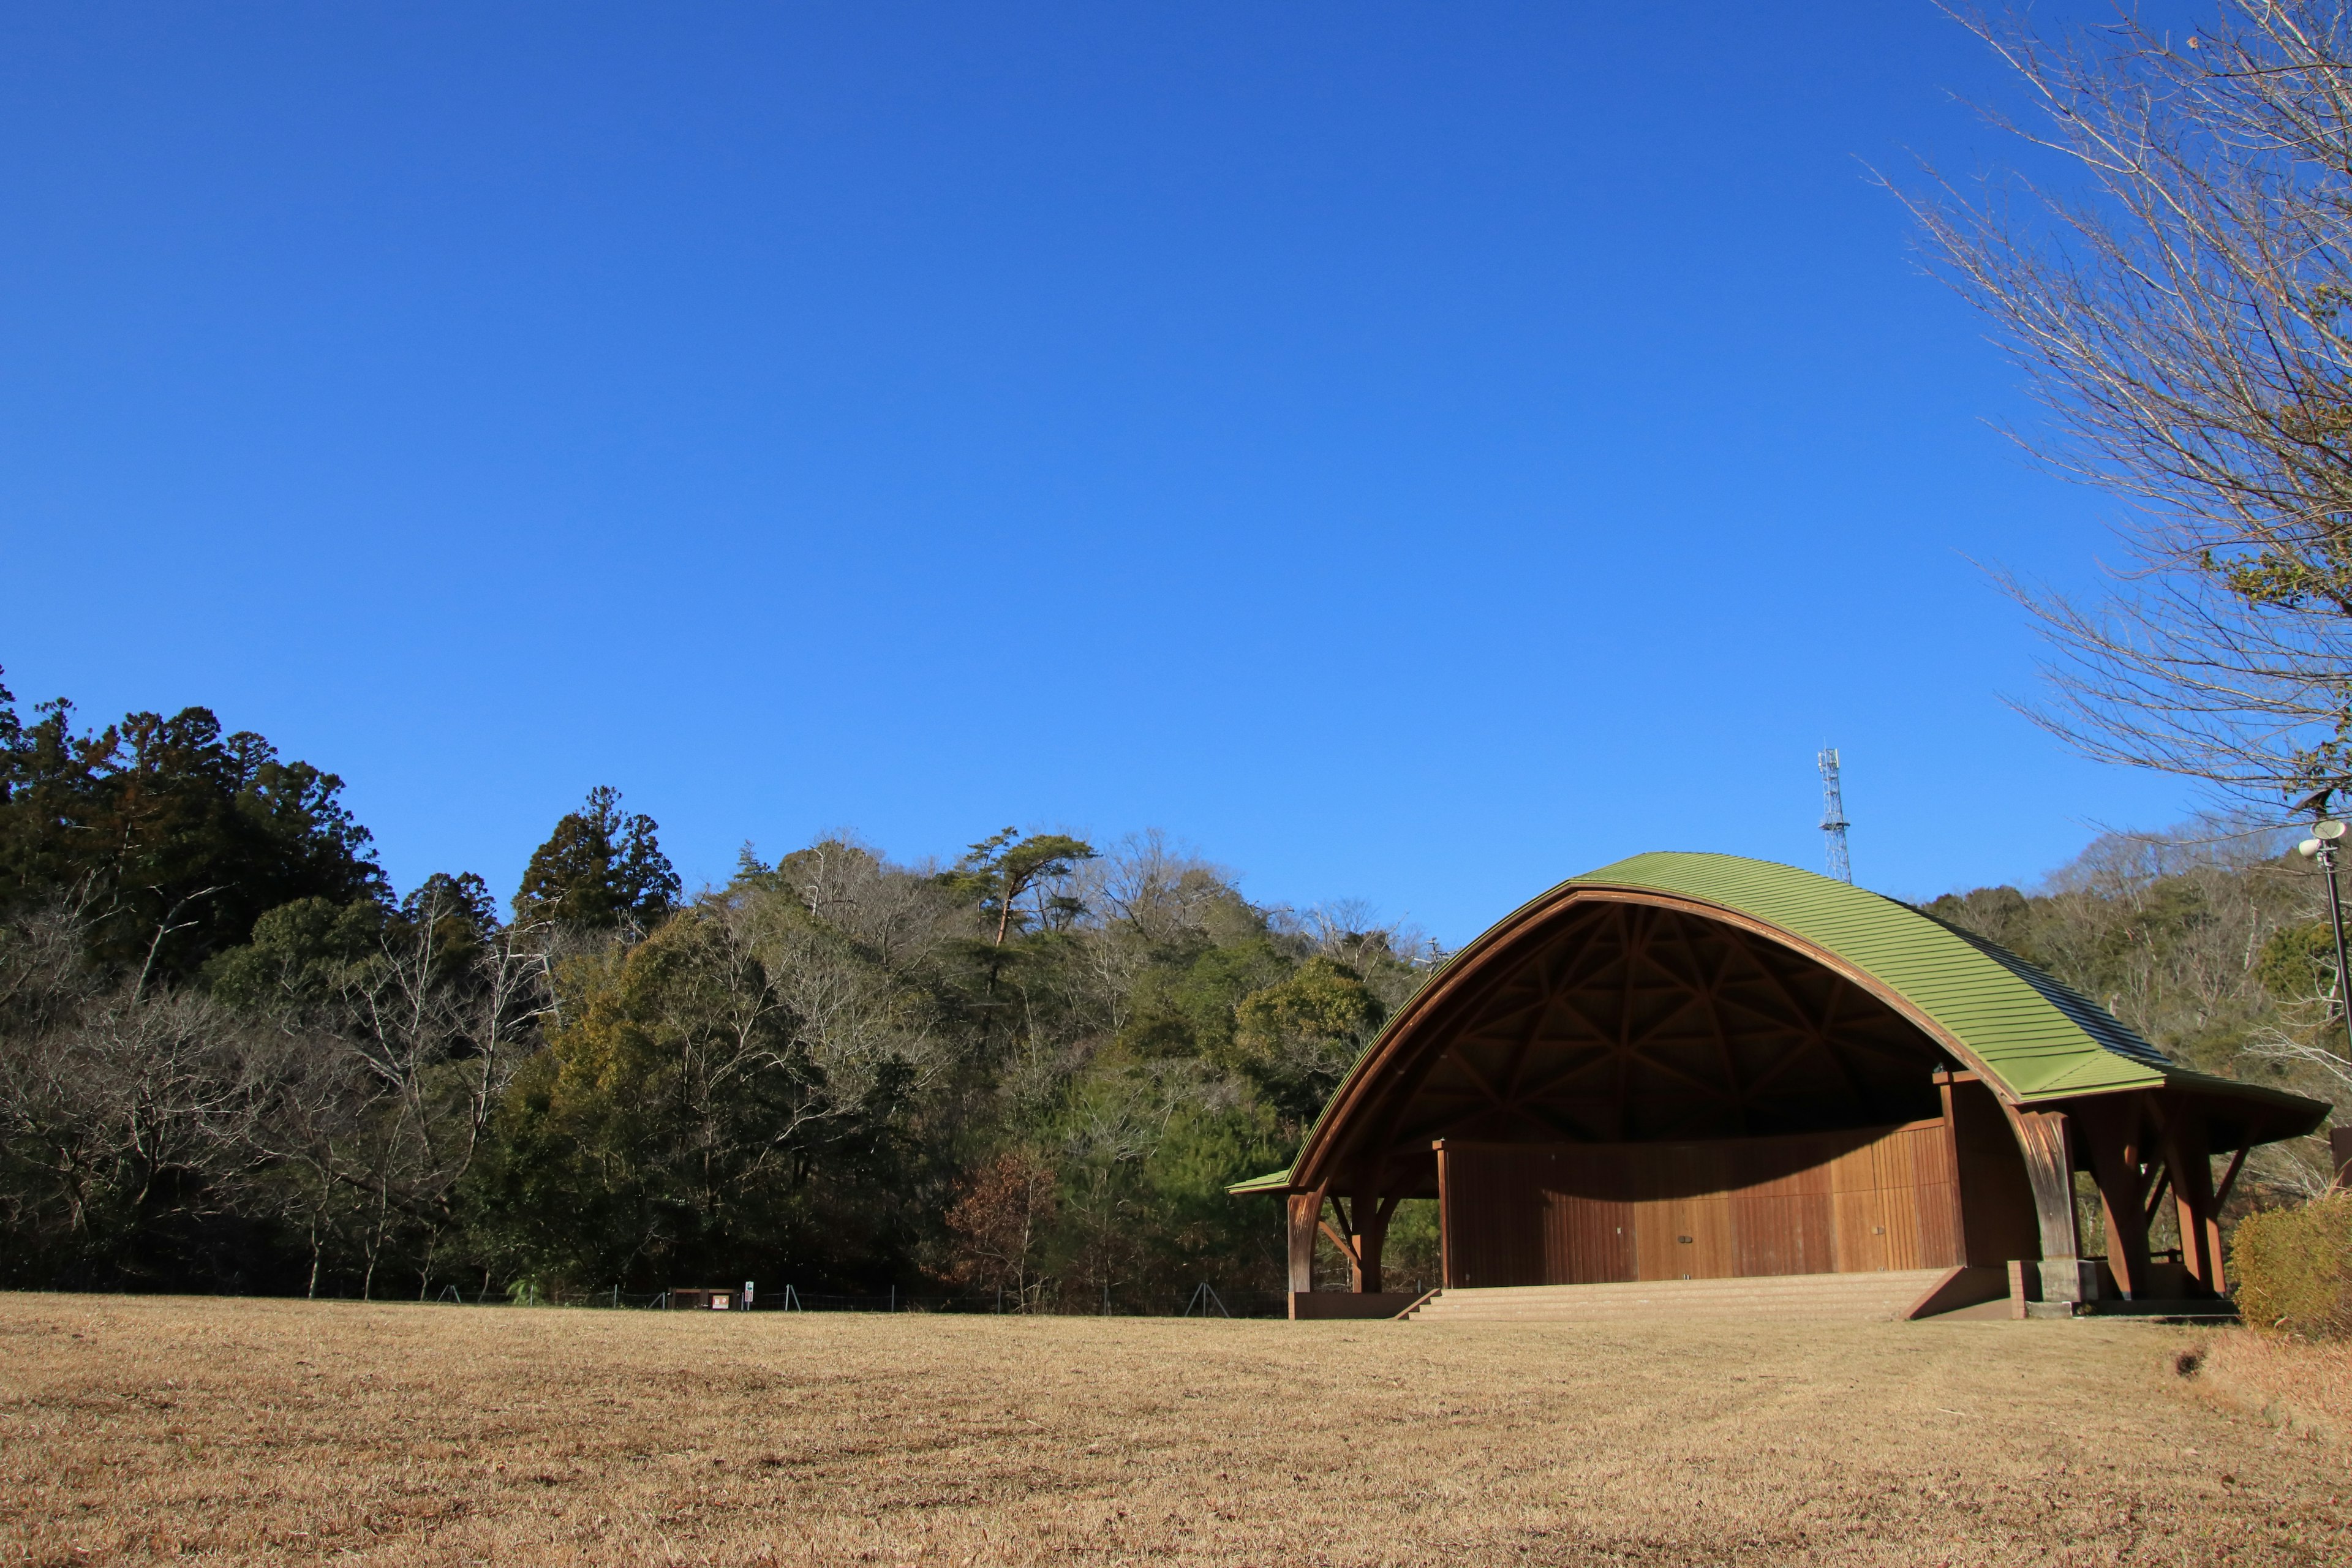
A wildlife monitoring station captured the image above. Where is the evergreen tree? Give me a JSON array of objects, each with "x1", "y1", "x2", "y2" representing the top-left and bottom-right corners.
[
  {"x1": 0, "y1": 671, "x2": 386, "y2": 983},
  {"x1": 513, "y1": 786, "x2": 679, "y2": 930}
]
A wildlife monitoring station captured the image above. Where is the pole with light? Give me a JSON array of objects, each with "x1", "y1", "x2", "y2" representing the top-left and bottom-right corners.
[{"x1": 2296, "y1": 816, "x2": 2352, "y2": 1063}]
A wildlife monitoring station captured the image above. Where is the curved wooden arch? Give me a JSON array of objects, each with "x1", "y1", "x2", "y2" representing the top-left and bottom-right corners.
[{"x1": 1289, "y1": 881, "x2": 2012, "y2": 1197}]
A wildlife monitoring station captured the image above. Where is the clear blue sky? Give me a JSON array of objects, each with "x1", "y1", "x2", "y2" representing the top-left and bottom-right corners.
[{"x1": 0, "y1": 2, "x2": 2199, "y2": 945}]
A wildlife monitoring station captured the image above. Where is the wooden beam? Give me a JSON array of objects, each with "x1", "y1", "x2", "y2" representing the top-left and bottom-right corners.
[
  {"x1": 2162, "y1": 1104, "x2": 2226, "y2": 1298},
  {"x1": 1804, "y1": 979, "x2": 1875, "y2": 1120},
  {"x1": 1286, "y1": 1189, "x2": 1323, "y2": 1296},
  {"x1": 1506, "y1": 1046, "x2": 1619, "y2": 1103},
  {"x1": 1613, "y1": 905, "x2": 1643, "y2": 1140},
  {"x1": 2213, "y1": 1144, "x2": 2250, "y2": 1211},
  {"x1": 2078, "y1": 1093, "x2": 2153, "y2": 1300},
  {"x1": 1334, "y1": 907, "x2": 1629, "y2": 1183},
  {"x1": 2002, "y1": 1103, "x2": 2090, "y2": 1304},
  {"x1": 1352, "y1": 1186, "x2": 1403, "y2": 1294}
]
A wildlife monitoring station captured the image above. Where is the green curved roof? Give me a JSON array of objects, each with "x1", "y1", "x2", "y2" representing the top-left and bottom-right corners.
[
  {"x1": 1575, "y1": 851, "x2": 2171, "y2": 1101},
  {"x1": 1231, "y1": 851, "x2": 2328, "y2": 1194}
]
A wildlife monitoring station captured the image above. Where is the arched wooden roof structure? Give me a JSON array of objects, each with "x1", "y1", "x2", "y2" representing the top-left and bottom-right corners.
[{"x1": 1237, "y1": 853, "x2": 2331, "y2": 1314}]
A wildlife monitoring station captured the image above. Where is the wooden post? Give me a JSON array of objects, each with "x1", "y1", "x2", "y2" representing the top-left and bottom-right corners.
[
  {"x1": 1341, "y1": 1214, "x2": 1365, "y2": 1292},
  {"x1": 2331, "y1": 1125, "x2": 2352, "y2": 1193},
  {"x1": 1286, "y1": 1189, "x2": 1321, "y2": 1299},
  {"x1": 1354, "y1": 1190, "x2": 1402, "y2": 1295},
  {"x1": 2003, "y1": 1104, "x2": 2093, "y2": 1305},
  {"x1": 1435, "y1": 1141, "x2": 1457, "y2": 1290},
  {"x1": 2078, "y1": 1094, "x2": 2153, "y2": 1300},
  {"x1": 2163, "y1": 1110, "x2": 2226, "y2": 1298}
]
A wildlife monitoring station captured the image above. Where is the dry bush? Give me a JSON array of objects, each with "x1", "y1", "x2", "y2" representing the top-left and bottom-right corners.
[
  {"x1": 2231, "y1": 1193, "x2": 2352, "y2": 1339},
  {"x1": 4, "y1": 1294, "x2": 2351, "y2": 1566}
]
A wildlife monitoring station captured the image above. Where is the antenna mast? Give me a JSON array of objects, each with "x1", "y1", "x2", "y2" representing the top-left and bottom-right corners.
[{"x1": 1818, "y1": 747, "x2": 1852, "y2": 884}]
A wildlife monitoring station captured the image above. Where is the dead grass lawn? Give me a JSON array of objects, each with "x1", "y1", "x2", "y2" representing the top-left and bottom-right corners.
[
  {"x1": 1, "y1": 1293, "x2": 2345, "y2": 1566},
  {"x1": 2199, "y1": 1332, "x2": 2352, "y2": 1450}
]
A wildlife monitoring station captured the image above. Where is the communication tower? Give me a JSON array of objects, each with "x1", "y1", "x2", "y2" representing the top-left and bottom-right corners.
[{"x1": 1818, "y1": 747, "x2": 1852, "y2": 884}]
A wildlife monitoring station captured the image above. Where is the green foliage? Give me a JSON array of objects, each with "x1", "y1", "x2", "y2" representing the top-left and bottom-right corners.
[
  {"x1": 1116, "y1": 938, "x2": 1288, "y2": 1060},
  {"x1": 937, "y1": 828, "x2": 1098, "y2": 946},
  {"x1": 2231, "y1": 1193, "x2": 2352, "y2": 1340},
  {"x1": 206, "y1": 873, "x2": 499, "y2": 1015},
  {"x1": 1, "y1": 671, "x2": 1442, "y2": 1307},
  {"x1": 469, "y1": 894, "x2": 936, "y2": 1293},
  {"x1": 203, "y1": 897, "x2": 387, "y2": 1009},
  {"x1": 2257, "y1": 921, "x2": 2338, "y2": 1005},
  {"x1": 1382, "y1": 1198, "x2": 1442, "y2": 1294},
  {"x1": 476, "y1": 913, "x2": 807, "y2": 1287},
  {"x1": 513, "y1": 786, "x2": 679, "y2": 931},
  {"x1": 1224, "y1": 957, "x2": 1384, "y2": 1126},
  {"x1": 0, "y1": 671, "x2": 386, "y2": 981}
]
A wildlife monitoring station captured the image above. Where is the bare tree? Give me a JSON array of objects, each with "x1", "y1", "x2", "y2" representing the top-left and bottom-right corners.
[
  {"x1": 225, "y1": 894, "x2": 555, "y2": 1299},
  {"x1": 1902, "y1": 3, "x2": 2352, "y2": 804},
  {"x1": 0, "y1": 974, "x2": 278, "y2": 1286},
  {"x1": 337, "y1": 911, "x2": 551, "y2": 1298}
]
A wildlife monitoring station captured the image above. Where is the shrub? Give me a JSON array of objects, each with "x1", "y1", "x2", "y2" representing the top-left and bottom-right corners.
[{"x1": 2231, "y1": 1192, "x2": 2352, "y2": 1340}]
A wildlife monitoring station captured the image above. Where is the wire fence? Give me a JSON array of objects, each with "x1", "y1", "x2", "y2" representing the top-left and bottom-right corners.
[{"x1": 428, "y1": 1281, "x2": 1299, "y2": 1317}]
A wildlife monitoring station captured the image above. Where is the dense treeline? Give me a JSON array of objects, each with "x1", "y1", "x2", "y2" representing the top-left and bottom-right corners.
[
  {"x1": 0, "y1": 676, "x2": 1436, "y2": 1306},
  {"x1": 8, "y1": 675, "x2": 2344, "y2": 1307}
]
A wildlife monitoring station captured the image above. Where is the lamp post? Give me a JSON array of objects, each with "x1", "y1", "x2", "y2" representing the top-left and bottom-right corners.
[{"x1": 2296, "y1": 820, "x2": 2352, "y2": 1061}]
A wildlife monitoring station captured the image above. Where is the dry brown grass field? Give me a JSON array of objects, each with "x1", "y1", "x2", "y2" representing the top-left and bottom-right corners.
[{"x1": 2, "y1": 1293, "x2": 2345, "y2": 1567}]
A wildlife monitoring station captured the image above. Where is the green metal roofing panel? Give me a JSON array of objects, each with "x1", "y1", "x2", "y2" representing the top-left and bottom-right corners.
[
  {"x1": 1226, "y1": 1167, "x2": 1294, "y2": 1194},
  {"x1": 1567, "y1": 852, "x2": 2168, "y2": 1101}
]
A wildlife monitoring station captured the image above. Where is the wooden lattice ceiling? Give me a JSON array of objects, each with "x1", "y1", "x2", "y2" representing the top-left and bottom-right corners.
[{"x1": 1359, "y1": 899, "x2": 1950, "y2": 1163}]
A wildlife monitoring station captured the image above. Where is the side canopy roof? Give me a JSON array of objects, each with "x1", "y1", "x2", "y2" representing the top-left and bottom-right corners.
[{"x1": 1235, "y1": 851, "x2": 2329, "y2": 1196}]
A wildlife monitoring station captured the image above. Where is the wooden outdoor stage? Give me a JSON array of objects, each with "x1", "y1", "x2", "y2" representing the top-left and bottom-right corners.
[{"x1": 1240, "y1": 854, "x2": 2332, "y2": 1324}]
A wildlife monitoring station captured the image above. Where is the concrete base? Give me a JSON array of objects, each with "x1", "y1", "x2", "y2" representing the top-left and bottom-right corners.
[
  {"x1": 2038, "y1": 1257, "x2": 2103, "y2": 1305},
  {"x1": 2021, "y1": 1297, "x2": 2236, "y2": 1322},
  {"x1": 2082, "y1": 1297, "x2": 2238, "y2": 1321},
  {"x1": 1289, "y1": 1291, "x2": 1423, "y2": 1320}
]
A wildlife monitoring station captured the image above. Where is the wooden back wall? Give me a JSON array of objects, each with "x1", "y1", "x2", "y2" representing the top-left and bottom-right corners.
[{"x1": 1436, "y1": 1120, "x2": 1968, "y2": 1289}]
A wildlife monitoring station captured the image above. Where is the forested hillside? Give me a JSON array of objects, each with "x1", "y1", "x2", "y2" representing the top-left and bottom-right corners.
[
  {"x1": 6, "y1": 674, "x2": 2343, "y2": 1306},
  {"x1": 1927, "y1": 824, "x2": 2350, "y2": 1200},
  {"x1": 0, "y1": 676, "x2": 1433, "y2": 1306}
]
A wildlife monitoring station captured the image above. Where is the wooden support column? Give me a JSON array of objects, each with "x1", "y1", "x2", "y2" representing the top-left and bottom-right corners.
[
  {"x1": 1286, "y1": 1189, "x2": 1322, "y2": 1297},
  {"x1": 1352, "y1": 1190, "x2": 1402, "y2": 1294},
  {"x1": 2003, "y1": 1103, "x2": 2094, "y2": 1304},
  {"x1": 1348, "y1": 1204, "x2": 1376, "y2": 1294},
  {"x1": 2162, "y1": 1109, "x2": 2226, "y2": 1298},
  {"x1": 2078, "y1": 1094, "x2": 2153, "y2": 1300}
]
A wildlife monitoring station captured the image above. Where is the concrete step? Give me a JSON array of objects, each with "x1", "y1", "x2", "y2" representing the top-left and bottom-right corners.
[{"x1": 1407, "y1": 1268, "x2": 1951, "y2": 1323}]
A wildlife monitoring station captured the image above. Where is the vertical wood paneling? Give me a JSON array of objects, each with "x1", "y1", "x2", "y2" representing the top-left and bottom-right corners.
[
  {"x1": 1542, "y1": 1146, "x2": 1634, "y2": 1282},
  {"x1": 1440, "y1": 1118, "x2": 1969, "y2": 1287}
]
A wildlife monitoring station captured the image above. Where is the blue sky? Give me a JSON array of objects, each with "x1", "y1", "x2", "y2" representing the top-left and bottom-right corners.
[{"x1": 0, "y1": 2, "x2": 2201, "y2": 944}]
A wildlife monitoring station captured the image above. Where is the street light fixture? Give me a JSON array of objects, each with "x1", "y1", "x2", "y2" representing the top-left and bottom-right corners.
[{"x1": 2295, "y1": 819, "x2": 2352, "y2": 1063}]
